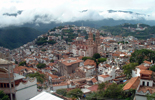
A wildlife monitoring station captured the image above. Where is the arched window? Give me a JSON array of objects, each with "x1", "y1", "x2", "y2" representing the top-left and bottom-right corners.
[
  {"x1": 142, "y1": 81, "x2": 145, "y2": 86},
  {"x1": 147, "y1": 82, "x2": 149, "y2": 86}
]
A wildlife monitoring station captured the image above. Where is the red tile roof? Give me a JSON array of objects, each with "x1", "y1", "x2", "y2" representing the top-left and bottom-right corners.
[
  {"x1": 140, "y1": 70, "x2": 152, "y2": 75},
  {"x1": 123, "y1": 77, "x2": 140, "y2": 90},
  {"x1": 136, "y1": 65, "x2": 148, "y2": 70},
  {"x1": 48, "y1": 63, "x2": 55, "y2": 66},
  {"x1": 144, "y1": 60, "x2": 152, "y2": 65},
  {"x1": 47, "y1": 73, "x2": 58, "y2": 79},
  {"x1": 87, "y1": 85, "x2": 98, "y2": 92},
  {"x1": 59, "y1": 58, "x2": 83, "y2": 66},
  {"x1": 84, "y1": 59, "x2": 96, "y2": 67},
  {"x1": 99, "y1": 75, "x2": 110, "y2": 78},
  {"x1": 91, "y1": 78, "x2": 97, "y2": 83}
]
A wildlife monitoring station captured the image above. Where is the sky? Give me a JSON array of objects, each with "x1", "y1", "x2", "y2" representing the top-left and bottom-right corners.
[{"x1": 0, "y1": 0, "x2": 155, "y2": 27}]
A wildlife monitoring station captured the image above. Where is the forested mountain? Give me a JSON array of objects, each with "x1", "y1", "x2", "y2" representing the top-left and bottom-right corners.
[
  {"x1": 100, "y1": 23, "x2": 155, "y2": 39},
  {"x1": 0, "y1": 27, "x2": 43, "y2": 49}
]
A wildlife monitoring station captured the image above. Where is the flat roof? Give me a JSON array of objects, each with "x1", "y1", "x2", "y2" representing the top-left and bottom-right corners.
[
  {"x1": 0, "y1": 58, "x2": 12, "y2": 64},
  {"x1": 30, "y1": 91, "x2": 64, "y2": 100},
  {"x1": 14, "y1": 73, "x2": 25, "y2": 81}
]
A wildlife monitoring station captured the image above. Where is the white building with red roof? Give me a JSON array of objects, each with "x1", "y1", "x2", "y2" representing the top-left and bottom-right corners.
[
  {"x1": 124, "y1": 69, "x2": 155, "y2": 100},
  {"x1": 132, "y1": 60, "x2": 152, "y2": 77}
]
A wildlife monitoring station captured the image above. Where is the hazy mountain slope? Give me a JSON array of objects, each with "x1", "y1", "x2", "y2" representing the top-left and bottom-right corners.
[
  {"x1": 0, "y1": 27, "x2": 43, "y2": 49},
  {"x1": 100, "y1": 23, "x2": 155, "y2": 39}
]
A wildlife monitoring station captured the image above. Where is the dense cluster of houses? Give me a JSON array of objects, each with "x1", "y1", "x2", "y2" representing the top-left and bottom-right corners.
[{"x1": 1, "y1": 25, "x2": 155, "y2": 100}]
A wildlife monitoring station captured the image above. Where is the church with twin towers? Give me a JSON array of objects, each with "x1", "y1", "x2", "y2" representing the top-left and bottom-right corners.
[{"x1": 72, "y1": 30, "x2": 101, "y2": 57}]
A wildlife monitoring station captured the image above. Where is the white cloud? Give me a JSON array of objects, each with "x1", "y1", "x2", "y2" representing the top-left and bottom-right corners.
[{"x1": 0, "y1": 0, "x2": 155, "y2": 27}]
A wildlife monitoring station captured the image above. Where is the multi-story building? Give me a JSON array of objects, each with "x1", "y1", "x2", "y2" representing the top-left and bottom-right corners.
[
  {"x1": 0, "y1": 58, "x2": 37, "y2": 100},
  {"x1": 75, "y1": 59, "x2": 96, "y2": 78},
  {"x1": 0, "y1": 58, "x2": 15, "y2": 100},
  {"x1": 57, "y1": 57, "x2": 83, "y2": 77}
]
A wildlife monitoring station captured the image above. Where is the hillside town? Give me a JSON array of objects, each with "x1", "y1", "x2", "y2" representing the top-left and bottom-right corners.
[{"x1": 1, "y1": 24, "x2": 155, "y2": 100}]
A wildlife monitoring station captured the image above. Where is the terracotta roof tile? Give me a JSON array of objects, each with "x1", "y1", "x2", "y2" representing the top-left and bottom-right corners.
[
  {"x1": 91, "y1": 78, "x2": 97, "y2": 83},
  {"x1": 48, "y1": 63, "x2": 55, "y2": 66},
  {"x1": 138, "y1": 86, "x2": 155, "y2": 94},
  {"x1": 140, "y1": 70, "x2": 152, "y2": 75},
  {"x1": 99, "y1": 75, "x2": 110, "y2": 78},
  {"x1": 13, "y1": 66, "x2": 29, "y2": 73},
  {"x1": 59, "y1": 58, "x2": 83, "y2": 66},
  {"x1": 53, "y1": 82, "x2": 68, "y2": 87},
  {"x1": 47, "y1": 73, "x2": 58, "y2": 79},
  {"x1": 144, "y1": 60, "x2": 152, "y2": 65},
  {"x1": 84, "y1": 59, "x2": 96, "y2": 67},
  {"x1": 136, "y1": 65, "x2": 148, "y2": 70},
  {"x1": 87, "y1": 85, "x2": 98, "y2": 92},
  {"x1": 123, "y1": 77, "x2": 140, "y2": 90}
]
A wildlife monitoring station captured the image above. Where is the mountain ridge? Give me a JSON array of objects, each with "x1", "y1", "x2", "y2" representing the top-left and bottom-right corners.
[{"x1": 0, "y1": 27, "x2": 43, "y2": 49}]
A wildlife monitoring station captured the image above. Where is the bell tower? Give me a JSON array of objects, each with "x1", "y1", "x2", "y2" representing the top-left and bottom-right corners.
[
  {"x1": 95, "y1": 31, "x2": 100, "y2": 45},
  {"x1": 95, "y1": 31, "x2": 101, "y2": 53},
  {"x1": 87, "y1": 31, "x2": 94, "y2": 57}
]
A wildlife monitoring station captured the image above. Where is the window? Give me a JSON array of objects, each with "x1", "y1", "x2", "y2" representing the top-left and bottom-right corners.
[
  {"x1": 142, "y1": 81, "x2": 145, "y2": 86},
  {"x1": 0, "y1": 83, "x2": 3, "y2": 88},
  {"x1": 147, "y1": 82, "x2": 149, "y2": 86}
]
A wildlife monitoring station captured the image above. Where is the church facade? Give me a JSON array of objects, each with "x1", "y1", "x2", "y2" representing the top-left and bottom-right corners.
[{"x1": 72, "y1": 31, "x2": 101, "y2": 57}]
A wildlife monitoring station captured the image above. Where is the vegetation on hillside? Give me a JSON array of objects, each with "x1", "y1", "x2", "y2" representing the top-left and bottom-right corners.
[
  {"x1": 130, "y1": 49, "x2": 155, "y2": 64},
  {"x1": 0, "y1": 27, "x2": 42, "y2": 49},
  {"x1": 0, "y1": 90, "x2": 9, "y2": 100},
  {"x1": 150, "y1": 65, "x2": 155, "y2": 72},
  {"x1": 35, "y1": 37, "x2": 56, "y2": 45},
  {"x1": 18, "y1": 61, "x2": 26, "y2": 66},
  {"x1": 122, "y1": 63, "x2": 138, "y2": 79},
  {"x1": 56, "y1": 88, "x2": 82, "y2": 99},
  {"x1": 82, "y1": 53, "x2": 107, "y2": 65},
  {"x1": 100, "y1": 23, "x2": 155, "y2": 39},
  {"x1": 86, "y1": 82, "x2": 135, "y2": 100},
  {"x1": 27, "y1": 72, "x2": 45, "y2": 84},
  {"x1": 36, "y1": 63, "x2": 46, "y2": 69}
]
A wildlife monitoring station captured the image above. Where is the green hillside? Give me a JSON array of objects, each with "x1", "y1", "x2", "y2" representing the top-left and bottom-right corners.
[
  {"x1": 100, "y1": 23, "x2": 155, "y2": 39},
  {"x1": 0, "y1": 27, "x2": 43, "y2": 49}
]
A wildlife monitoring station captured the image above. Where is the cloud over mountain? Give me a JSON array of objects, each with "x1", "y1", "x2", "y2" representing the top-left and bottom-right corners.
[{"x1": 0, "y1": 0, "x2": 155, "y2": 28}]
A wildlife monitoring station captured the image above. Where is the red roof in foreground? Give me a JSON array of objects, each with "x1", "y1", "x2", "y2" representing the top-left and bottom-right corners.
[
  {"x1": 123, "y1": 77, "x2": 140, "y2": 90},
  {"x1": 87, "y1": 85, "x2": 98, "y2": 92}
]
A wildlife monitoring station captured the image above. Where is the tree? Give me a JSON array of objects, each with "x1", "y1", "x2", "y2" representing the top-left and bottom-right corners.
[
  {"x1": 50, "y1": 59, "x2": 54, "y2": 63},
  {"x1": 0, "y1": 90, "x2": 9, "y2": 100},
  {"x1": 150, "y1": 65, "x2": 155, "y2": 72},
  {"x1": 86, "y1": 92, "x2": 99, "y2": 100},
  {"x1": 98, "y1": 82, "x2": 105, "y2": 91},
  {"x1": 122, "y1": 63, "x2": 138, "y2": 78},
  {"x1": 48, "y1": 40, "x2": 56, "y2": 45},
  {"x1": 93, "y1": 53, "x2": 101, "y2": 59},
  {"x1": 67, "y1": 88, "x2": 82, "y2": 98},
  {"x1": 130, "y1": 49, "x2": 155, "y2": 64},
  {"x1": 27, "y1": 72, "x2": 45, "y2": 84},
  {"x1": 15, "y1": 60, "x2": 18, "y2": 64},
  {"x1": 147, "y1": 93, "x2": 155, "y2": 100},
  {"x1": 56, "y1": 89, "x2": 67, "y2": 96},
  {"x1": 98, "y1": 58, "x2": 107, "y2": 63},
  {"x1": 37, "y1": 63, "x2": 46, "y2": 69},
  {"x1": 19, "y1": 61, "x2": 26, "y2": 66},
  {"x1": 104, "y1": 83, "x2": 122, "y2": 99},
  {"x1": 35, "y1": 37, "x2": 48, "y2": 45},
  {"x1": 82, "y1": 57, "x2": 92, "y2": 61}
]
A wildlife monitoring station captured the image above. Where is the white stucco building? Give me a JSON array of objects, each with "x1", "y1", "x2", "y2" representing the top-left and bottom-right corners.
[
  {"x1": 98, "y1": 63, "x2": 116, "y2": 80},
  {"x1": 15, "y1": 77, "x2": 37, "y2": 100},
  {"x1": 132, "y1": 61, "x2": 152, "y2": 77}
]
